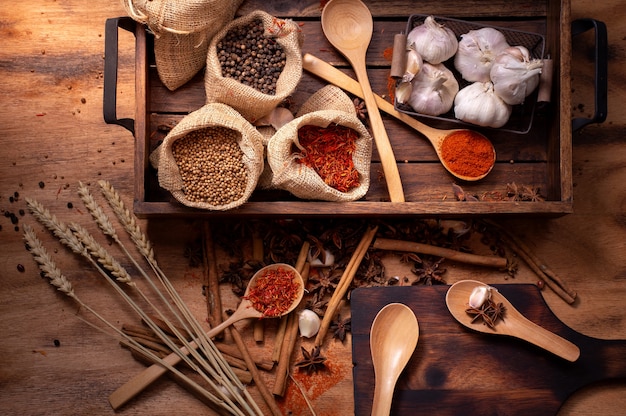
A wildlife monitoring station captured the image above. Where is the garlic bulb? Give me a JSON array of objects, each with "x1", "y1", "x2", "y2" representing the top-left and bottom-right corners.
[
  {"x1": 407, "y1": 16, "x2": 458, "y2": 64},
  {"x1": 454, "y1": 81, "x2": 512, "y2": 128},
  {"x1": 468, "y1": 285, "x2": 492, "y2": 309},
  {"x1": 490, "y1": 46, "x2": 544, "y2": 105},
  {"x1": 454, "y1": 28, "x2": 510, "y2": 82},
  {"x1": 298, "y1": 309, "x2": 321, "y2": 338},
  {"x1": 402, "y1": 48, "x2": 423, "y2": 83},
  {"x1": 407, "y1": 62, "x2": 459, "y2": 116}
]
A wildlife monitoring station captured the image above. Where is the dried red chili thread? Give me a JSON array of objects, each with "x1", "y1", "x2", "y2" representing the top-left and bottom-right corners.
[
  {"x1": 440, "y1": 130, "x2": 495, "y2": 178},
  {"x1": 296, "y1": 124, "x2": 360, "y2": 192},
  {"x1": 244, "y1": 267, "x2": 300, "y2": 317}
]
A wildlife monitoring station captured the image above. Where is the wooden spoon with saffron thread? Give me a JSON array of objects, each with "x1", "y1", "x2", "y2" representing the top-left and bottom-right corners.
[
  {"x1": 446, "y1": 280, "x2": 580, "y2": 362},
  {"x1": 108, "y1": 264, "x2": 304, "y2": 410},
  {"x1": 302, "y1": 53, "x2": 496, "y2": 181},
  {"x1": 321, "y1": 0, "x2": 405, "y2": 200},
  {"x1": 370, "y1": 303, "x2": 419, "y2": 416}
]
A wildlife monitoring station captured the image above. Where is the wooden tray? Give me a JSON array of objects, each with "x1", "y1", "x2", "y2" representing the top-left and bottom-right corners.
[
  {"x1": 351, "y1": 285, "x2": 626, "y2": 415},
  {"x1": 104, "y1": 0, "x2": 606, "y2": 217}
]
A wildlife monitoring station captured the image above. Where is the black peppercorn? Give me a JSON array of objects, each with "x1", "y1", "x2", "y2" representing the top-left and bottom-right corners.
[
  {"x1": 17, "y1": 264, "x2": 25, "y2": 272},
  {"x1": 39, "y1": 181, "x2": 45, "y2": 188}
]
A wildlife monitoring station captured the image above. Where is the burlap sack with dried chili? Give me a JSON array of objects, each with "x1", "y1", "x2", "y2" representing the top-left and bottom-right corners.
[
  {"x1": 204, "y1": 10, "x2": 303, "y2": 122},
  {"x1": 121, "y1": 0, "x2": 243, "y2": 91},
  {"x1": 151, "y1": 103, "x2": 264, "y2": 210},
  {"x1": 265, "y1": 85, "x2": 373, "y2": 202}
]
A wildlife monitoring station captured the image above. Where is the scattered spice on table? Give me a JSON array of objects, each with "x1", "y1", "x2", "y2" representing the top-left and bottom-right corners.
[
  {"x1": 244, "y1": 266, "x2": 300, "y2": 317},
  {"x1": 440, "y1": 130, "x2": 494, "y2": 178},
  {"x1": 295, "y1": 124, "x2": 360, "y2": 192}
]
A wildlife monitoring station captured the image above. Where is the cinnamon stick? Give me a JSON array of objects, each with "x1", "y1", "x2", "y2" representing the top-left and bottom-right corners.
[
  {"x1": 314, "y1": 225, "x2": 378, "y2": 347},
  {"x1": 484, "y1": 219, "x2": 577, "y2": 303},
  {"x1": 252, "y1": 228, "x2": 265, "y2": 343},
  {"x1": 271, "y1": 242, "x2": 310, "y2": 364},
  {"x1": 372, "y1": 237, "x2": 507, "y2": 269},
  {"x1": 203, "y1": 221, "x2": 223, "y2": 337},
  {"x1": 272, "y1": 262, "x2": 310, "y2": 397},
  {"x1": 227, "y1": 324, "x2": 282, "y2": 416}
]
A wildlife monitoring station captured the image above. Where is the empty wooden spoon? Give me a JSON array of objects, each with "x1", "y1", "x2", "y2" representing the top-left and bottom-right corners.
[
  {"x1": 109, "y1": 263, "x2": 304, "y2": 410},
  {"x1": 321, "y1": 0, "x2": 405, "y2": 201},
  {"x1": 302, "y1": 53, "x2": 496, "y2": 181},
  {"x1": 445, "y1": 280, "x2": 580, "y2": 362},
  {"x1": 370, "y1": 303, "x2": 419, "y2": 416}
]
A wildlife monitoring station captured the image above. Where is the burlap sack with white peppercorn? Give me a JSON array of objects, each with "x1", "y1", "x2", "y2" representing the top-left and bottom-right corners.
[
  {"x1": 153, "y1": 103, "x2": 264, "y2": 210},
  {"x1": 122, "y1": 0, "x2": 243, "y2": 91},
  {"x1": 265, "y1": 86, "x2": 373, "y2": 202},
  {"x1": 204, "y1": 10, "x2": 303, "y2": 122}
]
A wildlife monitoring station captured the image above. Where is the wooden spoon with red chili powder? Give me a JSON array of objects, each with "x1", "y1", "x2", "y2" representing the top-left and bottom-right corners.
[{"x1": 302, "y1": 53, "x2": 496, "y2": 181}]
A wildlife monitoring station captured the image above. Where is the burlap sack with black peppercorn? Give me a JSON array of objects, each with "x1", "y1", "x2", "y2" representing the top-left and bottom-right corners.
[
  {"x1": 265, "y1": 86, "x2": 373, "y2": 202},
  {"x1": 204, "y1": 10, "x2": 303, "y2": 122},
  {"x1": 151, "y1": 103, "x2": 264, "y2": 210},
  {"x1": 122, "y1": 0, "x2": 243, "y2": 91}
]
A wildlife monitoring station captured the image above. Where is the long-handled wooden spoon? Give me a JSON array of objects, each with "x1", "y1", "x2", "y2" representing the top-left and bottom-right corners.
[
  {"x1": 108, "y1": 264, "x2": 304, "y2": 410},
  {"x1": 321, "y1": 0, "x2": 405, "y2": 201},
  {"x1": 370, "y1": 303, "x2": 419, "y2": 416},
  {"x1": 302, "y1": 53, "x2": 496, "y2": 181},
  {"x1": 445, "y1": 280, "x2": 580, "y2": 362}
]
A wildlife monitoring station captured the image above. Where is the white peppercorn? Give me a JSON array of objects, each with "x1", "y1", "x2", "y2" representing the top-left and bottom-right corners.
[{"x1": 172, "y1": 127, "x2": 248, "y2": 206}]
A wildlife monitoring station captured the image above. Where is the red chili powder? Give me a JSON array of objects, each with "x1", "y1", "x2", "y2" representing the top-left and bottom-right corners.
[
  {"x1": 440, "y1": 130, "x2": 495, "y2": 177},
  {"x1": 245, "y1": 267, "x2": 300, "y2": 317}
]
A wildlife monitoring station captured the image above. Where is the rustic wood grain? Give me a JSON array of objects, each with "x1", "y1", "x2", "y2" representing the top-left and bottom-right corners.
[{"x1": 0, "y1": 0, "x2": 625, "y2": 415}]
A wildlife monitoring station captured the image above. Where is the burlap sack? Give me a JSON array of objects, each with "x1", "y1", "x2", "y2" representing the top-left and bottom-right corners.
[
  {"x1": 266, "y1": 86, "x2": 373, "y2": 202},
  {"x1": 122, "y1": 0, "x2": 243, "y2": 91},
  {"x1": 153, "y1": 103, "x2": 264, "y2": 210},
  {"x1": 205, "y1": 10, "x2": 303, "y2": 122}
]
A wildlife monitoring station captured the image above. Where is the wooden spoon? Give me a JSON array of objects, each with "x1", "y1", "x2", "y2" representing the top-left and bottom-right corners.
[
  {"x1": 108, "y1": 263, "x2": 304, "y2": 410},
  {"x1": 445, "y1": 280, "x2": 580, "y2": 362},
  {"x1": 370, "y1": 303, "x2": 419, "y2": 416},
  {"x1": 321, "y1": 0, "x2": 405, "y2": 201},
  {"x1": 302, "y1": 53, "x2": 496, "y2": 181}
]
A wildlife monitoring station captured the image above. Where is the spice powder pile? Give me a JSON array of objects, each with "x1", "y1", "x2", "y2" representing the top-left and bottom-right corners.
[
  {"x1": 296, "y1": 124, "x2": 360, "y2": 193},
  {"x1": 440, "y1": 130, "x2": 495, "y2": 178},
  {"x1": 217, "y1": 19, "x2": 286, "y2": 95},
  {"x1": 244, "y1": 267, "x2": 300, "y2": 317},
  {"x1": 172, "y1": 127, "x2": 247, "y2": 206}
]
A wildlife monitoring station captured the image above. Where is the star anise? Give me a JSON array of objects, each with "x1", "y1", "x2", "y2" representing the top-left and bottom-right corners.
[
  {"x1": 465, "y1": 298, "x2": 506, "y2": 329},
  {"x1": 330, "y1": 315, "x2": 351, "y2": 342},
  {"x1": 183, "y1": 238, "x2": 203, "y2": 268},
  {"x1": 411, "y1": 257, "x2": 447, "y2": 285},
  {"x1": 308, "y1": 267, "x2": 341, "y2": 299},
  {"x1": 294, "y1": 346, "x2": 326, "y2": 374},
  {"x1": 353, "y1": 98, "x2": 367, "y2": 120}
]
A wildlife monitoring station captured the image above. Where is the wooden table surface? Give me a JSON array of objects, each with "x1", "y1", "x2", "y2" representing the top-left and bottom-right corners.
[{"x1": 1, "y1": 1, "x2": 625, "y2": 415}]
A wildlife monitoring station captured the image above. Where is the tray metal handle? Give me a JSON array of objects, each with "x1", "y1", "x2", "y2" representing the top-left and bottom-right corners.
[
  {"x1": 103, "y1": 17, "x2": 137, "y2": 136},
  {"x1": 571, "y1": 18, "x2": 608, "y2": 132}
]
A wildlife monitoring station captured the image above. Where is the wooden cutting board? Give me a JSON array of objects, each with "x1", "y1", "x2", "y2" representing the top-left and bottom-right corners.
[{"x1": 351, "y1": 285, "x2": 626, "y2": 416}]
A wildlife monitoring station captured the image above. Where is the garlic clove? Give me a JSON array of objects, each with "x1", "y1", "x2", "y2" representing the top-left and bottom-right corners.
[
  {"x1": 402, "y1": 49, "x2": 423, "y2": 83},
  {"x1": 299, "y1": 309, "x2": 321, "y2": 338},
  {"x1": 307, "y1": 248, "x2": 335, "y2": 267},
  {"x1": 395, "y1": 80, "x2": 413, "y2": 104},
  {"x1": 407, "y1": 16, "x2": 458, "y2": 65},
  {"x1": 468, "y1": 285, "x2": 492, "y2": 309}
]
